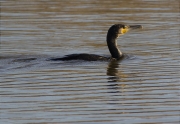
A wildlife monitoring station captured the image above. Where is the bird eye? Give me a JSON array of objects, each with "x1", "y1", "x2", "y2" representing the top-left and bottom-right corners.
[{"x1": 123, "y1": 26, "x2": 127, "y2": 29}]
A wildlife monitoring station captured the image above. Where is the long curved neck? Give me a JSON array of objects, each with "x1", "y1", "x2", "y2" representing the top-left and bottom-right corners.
[{"x1": 106, "y1": 36, "x2": 122, "y2": 59}]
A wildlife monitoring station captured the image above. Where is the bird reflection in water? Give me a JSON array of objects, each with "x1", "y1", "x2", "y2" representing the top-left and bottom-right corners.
[{"x1": 106, "y1": 60, "x2": 127, "y2": 93}]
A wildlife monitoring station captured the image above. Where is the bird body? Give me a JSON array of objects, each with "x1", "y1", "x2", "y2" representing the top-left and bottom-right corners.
[{"x1": 50, "y1": 53, "x2": 110, "y2": 61}]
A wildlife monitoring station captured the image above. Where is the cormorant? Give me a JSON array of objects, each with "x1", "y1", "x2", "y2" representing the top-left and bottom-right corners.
[{"x1": 50, "y1": 24, "x2": 142, "y2": 61}]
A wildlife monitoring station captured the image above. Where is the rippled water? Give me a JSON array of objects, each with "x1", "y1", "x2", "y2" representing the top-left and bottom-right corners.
[{"x1": 1, "y1": 0, "x2": 180, "y2": 124}]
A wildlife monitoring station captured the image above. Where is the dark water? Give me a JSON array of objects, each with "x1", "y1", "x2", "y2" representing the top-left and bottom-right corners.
[{"x1": 1, "y1": 0, "x2": 180, "y2": 124}]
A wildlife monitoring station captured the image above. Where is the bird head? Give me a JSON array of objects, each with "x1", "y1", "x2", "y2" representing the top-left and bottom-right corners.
[{"x1": 107, "y1": 24, "x2": 143, "y2": 39}]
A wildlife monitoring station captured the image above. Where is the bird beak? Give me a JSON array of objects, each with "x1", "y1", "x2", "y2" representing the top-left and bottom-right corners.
[
  {"x1": 128, "y1": 25, "x2": 143, "y2": 30},
  {"x1": 119, "y1": 25, "x2": 143, "y2": 36}
]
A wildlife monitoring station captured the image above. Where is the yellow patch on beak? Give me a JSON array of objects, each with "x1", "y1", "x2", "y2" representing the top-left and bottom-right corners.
[
  {"x1": 121, "y1": 27, "x2": 129, "y2": 34},
  {"x1": 117, "y1": 26, "x2": 129, "y2": 37}
]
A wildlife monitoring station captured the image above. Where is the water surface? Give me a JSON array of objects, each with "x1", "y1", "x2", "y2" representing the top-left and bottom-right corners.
[{"x1": 0, "y1": 0, "x2": 180, "y2": 124}]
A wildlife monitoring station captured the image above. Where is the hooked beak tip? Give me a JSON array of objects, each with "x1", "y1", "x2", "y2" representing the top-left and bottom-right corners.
[{"x1": 129, "y1": 25, "x2": 143, "y2": 29}]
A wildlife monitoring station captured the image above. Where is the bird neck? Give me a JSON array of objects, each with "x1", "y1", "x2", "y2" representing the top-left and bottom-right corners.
[{"x1": 107, "y1": 36, "x2": 122, "y2": 59}]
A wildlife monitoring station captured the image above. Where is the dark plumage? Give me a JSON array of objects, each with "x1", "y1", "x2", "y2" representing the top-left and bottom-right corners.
[{"x1": 50, "y1": 54, "x2": 110, "y2": 61}]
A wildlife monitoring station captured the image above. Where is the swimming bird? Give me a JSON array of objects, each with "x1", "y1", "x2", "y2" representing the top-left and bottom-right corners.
[{"x1": 50, "y1": 24, "x2": 142, "y2": 61}]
